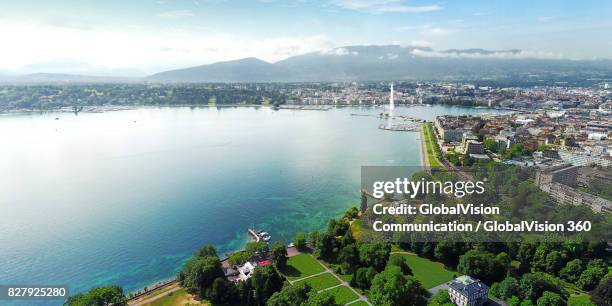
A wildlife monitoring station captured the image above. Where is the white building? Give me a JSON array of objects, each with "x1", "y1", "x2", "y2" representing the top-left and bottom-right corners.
[{"x1": 448, "y1": 276, "x2": 488, "y2": 306}]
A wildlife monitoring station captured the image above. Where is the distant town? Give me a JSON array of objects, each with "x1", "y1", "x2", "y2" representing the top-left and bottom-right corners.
[{"x1": 1, "y1": 80, "x2": 611, "y2": 111}]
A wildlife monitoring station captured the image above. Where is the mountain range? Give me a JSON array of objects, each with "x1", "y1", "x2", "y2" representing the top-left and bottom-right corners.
[{"x1": 3, "y1": 45, "x2": 612, "y2": 83}]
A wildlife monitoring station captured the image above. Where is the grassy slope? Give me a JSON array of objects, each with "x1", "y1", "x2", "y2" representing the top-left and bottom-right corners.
[
  {"x1": 144, "y1": 288, "x2": 208, "y2": 306},
  {"x1": 283, "y1": 254, "x2": 325, "y2": 280},
  {"x1": 293, "y1": 272, "x2": 341, "y2": 291},
  {"x1": 423, "y1": 123, "x2": 442, "y2": 169},
  {"x1": 322, "y1": 285, "x2": 359, "y2": 305},
  {"x1": 390, "y1": 253, "x2": 456, "y2": 289}
]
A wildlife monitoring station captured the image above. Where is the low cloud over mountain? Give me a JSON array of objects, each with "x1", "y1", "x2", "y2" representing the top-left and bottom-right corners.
[
  {"x1": 3, "y1": 45, "x2": 612, "y2": 83},
  {"x1": 146, "y1": 45, "x2": 612, "y2": 82}
]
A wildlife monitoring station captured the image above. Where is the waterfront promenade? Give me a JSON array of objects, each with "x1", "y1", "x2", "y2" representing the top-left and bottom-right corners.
[{"x1": 419, "y1": 124, "x2": 430, "y2": 170}]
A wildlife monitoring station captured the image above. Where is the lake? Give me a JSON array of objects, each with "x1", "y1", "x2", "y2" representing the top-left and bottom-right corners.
[{"x1": 0, "y1": 105, "x2": 500, "y2": 298}]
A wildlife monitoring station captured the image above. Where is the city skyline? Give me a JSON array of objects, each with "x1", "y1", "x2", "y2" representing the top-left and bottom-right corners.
[{"x1": 1, "y1": 0, "x2": 611, "y2": 76}]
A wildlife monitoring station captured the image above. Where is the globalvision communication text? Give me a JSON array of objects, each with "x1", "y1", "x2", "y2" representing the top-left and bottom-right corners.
[{"x1": 359, "y1": 166, "x2": 607, "y2": 243}]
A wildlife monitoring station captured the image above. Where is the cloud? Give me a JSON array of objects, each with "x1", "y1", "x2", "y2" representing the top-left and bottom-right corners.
[
  {"x1": 157, "y1": 10, "x2": 194, "y2": 18},
  {"x1": 410, "y1": 49, "x2": 565, "y2": 60},
  {"x1": 396, "y1": 24, "x2": 450, "y2": 37},
  {"x1": 0, "y1": 18, "x2": 335, "y2": 74},
  {"x1": 331, "y1": 0, "x2": 442, "y2": 14},
  {"x1": 319, "y1": 47, "x2": 358, "y2": 56},
  {"x1": 406, "y1": 40, "x2": 431, "y2": 48}
]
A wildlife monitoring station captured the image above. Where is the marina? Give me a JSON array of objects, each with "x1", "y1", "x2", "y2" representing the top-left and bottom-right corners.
[{"x1": 378, "y1": 122, "x2": 421, "y2": 131}]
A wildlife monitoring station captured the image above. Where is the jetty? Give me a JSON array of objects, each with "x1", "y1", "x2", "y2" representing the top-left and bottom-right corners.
[{"x1": 247, "y1": 228, "x2": 261, "y2": 242}]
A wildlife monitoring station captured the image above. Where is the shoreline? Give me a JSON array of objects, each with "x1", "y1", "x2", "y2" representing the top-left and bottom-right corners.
[
  {"x1": 0, "y1": 104, "x2": 510, "y2": 116},
  {"x1": 419, "y1": 123, "x2": 430, "y2": 170}
]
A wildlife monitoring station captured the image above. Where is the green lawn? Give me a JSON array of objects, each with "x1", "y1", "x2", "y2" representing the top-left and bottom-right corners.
[
  {"x1": 422, "y1": 123, "x2": 442, "y2": 169},
  {"x1": 390, "y1": 253, "x2": 456, "y2": 289},
  {"x1": 321, "y1": 285, "x2": 359, "y2": 305},
  {"x1": 568, "y1": 294, "x2": 595, "y2": 306},
  {"x1": 293, "y1": 272, "x2": 340, "y2": 291},
  {"x1": 339, "y1": 273, "x2": 353, "y2": 283},
  {"x1": 348, "y1": 300, "x2": 369, "y2": 306},
  {"x1": 145, "y1": 288, "x2": 208, "y2": 306},
  {"x1": 283, "y1": 254, "x2": 325, "y2": 280}
]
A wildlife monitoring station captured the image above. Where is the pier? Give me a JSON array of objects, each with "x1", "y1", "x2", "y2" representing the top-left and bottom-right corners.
[{"x1": 247, "y1": 228, "x2": 261, "y2": 242}]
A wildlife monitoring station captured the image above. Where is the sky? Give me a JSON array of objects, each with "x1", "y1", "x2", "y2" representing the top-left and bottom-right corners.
[{"x1": 0, "y1": 0, "x2": 611, "y2": 76}]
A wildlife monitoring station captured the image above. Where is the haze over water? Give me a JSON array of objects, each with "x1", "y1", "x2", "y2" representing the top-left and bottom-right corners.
[{"x1": 0, "y1": 105, "x2": 500, "y2": 296}]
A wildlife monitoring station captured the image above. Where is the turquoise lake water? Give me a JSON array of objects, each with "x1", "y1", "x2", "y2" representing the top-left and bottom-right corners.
[{"x1": 0, "y1": 105, "x2": 501, "y2": 299}]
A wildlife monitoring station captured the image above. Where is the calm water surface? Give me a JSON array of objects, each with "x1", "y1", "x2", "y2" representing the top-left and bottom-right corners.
[{"x1": 0, "y1": 105, "x2": 500, "y2": 297}]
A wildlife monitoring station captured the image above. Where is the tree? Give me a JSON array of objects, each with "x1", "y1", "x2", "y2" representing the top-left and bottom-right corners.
[
  {"x1": 360, "y1": 190, "x2": 368, "y2": 213},
  {"x1": 517, "y1": 242, "x2": 537, "y2": 271},
  {"x1": 237, "y1": 280, "x2": 255, "y2": 306},
  {"x1": 229, "y1": 251, "x2": 252, "y2": 266},
  {"x1": 434, "y1": 241, "x2": 464, "y2": 266},
  {"x1": 195, "y1": 245, "x2": 218, "y2": 258},
  {"x1": 359, "y1": 243, "x2": 391, "y2": 272},
  {"x1": 531, "y1": 245, "x2": 549, "y2": 273},
  {"x1": 343, "y1": 206, "x2": 359, "y2": 220},
  {"x1": 461, "y1": 154, "x2": 474, "y2": 166},
  {"x1": 429, "y1": 290, "x2": 453, "y2": 306},
  {"x1": 508, "y1": 296, "x2": 521, "y2": 306},
  {"x1": 504, "y1": 143, "x2": 526, "y2": 159},
  {"x1": 64, "y1": 285, "x2": 128, "y2": 306},
  {"x1": 536, "y1": 291, "x2": 565, "y2": 306},
  {"x1": 490, "y1": 276, "x2": 519, "y2": 300},
  {"x1": 351, "y1": 267, "x2": 377, "y2": 290},
  {"x1": 271, "y1": 241, "x2": 288, "y2": 269},
  {"x1": 496, "y1": 252, "x2": 512, "y2": 269},
  {"x1": 447, "y1": 152, "x2": 460, "y2": 166},
  {"x1": 559, "y1": 259, "x2": 583, "y2": 283},
  {"x1": 266, "y1": 284, "x2": 312, "y2": 306},
  {"x1": 591, "y1": 278, "x2": 612, "y2": 306},
  {"x1": 251, "y1": 266, "x2": 284, "y2": 306},
  {"x1": 178, "y1": 255, "x2": 224, "y2": 297},
  {"x1": 304, "y1": 291, "x2": 339, "y2": 306},
  {"x1": 207, "y1": 277, "x2": 238, "y2": 305},
  {"x1": 457, "y1": 250, "x2": 505, "y2": 284},
  {"x1": 293, "y1": 232, "x2": 307, "y2": 250},
  {"x1": 315, "y1": 233, "x2": 337, "y2": 261},
  {"x1": 544, "y1": 251, "x2": 567, "y2": 276},
  {"x1": 484, "y1": 138, "x2": 498, "y2": 153},
  {"x1": 309, "y1": 231, "x2": 320, "y2": 247},
  {"x1": 519, "y1": 272, "x2": 568, "y2": 303},
  {"x1": 327, "y1": 219, "x2": 349, "y2": 237},
  {"x1": 246, "y1": 241, "x2": 269, "y2": 254},
  {"x1": 341, "y1": 228, "x2": 355, "y2": 247},
  {"x1": 369, "y1": 266, "x2": 428, "y2": 306},
  {"x1": 387, "y1": 256, "x2": 412, "y2": 275},
  {"x1": 577, "y1": 266, "x2": 606, "y2": 291},
  {"x1": 338, "y1": 244, "x2": 360, "y2": 274}
]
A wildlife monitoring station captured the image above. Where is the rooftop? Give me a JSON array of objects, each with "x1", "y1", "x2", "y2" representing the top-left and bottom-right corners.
[{"x1": 448, "y1": 275, "x2": 488, "y2": 297}]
